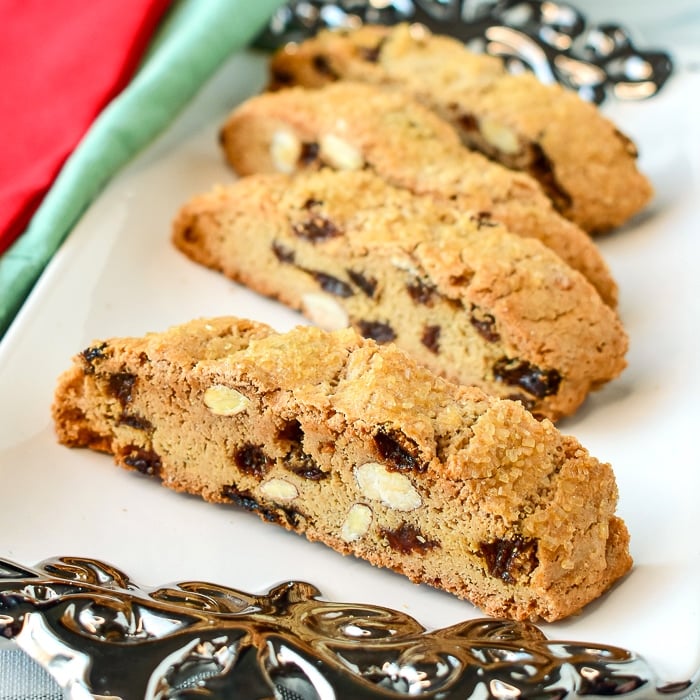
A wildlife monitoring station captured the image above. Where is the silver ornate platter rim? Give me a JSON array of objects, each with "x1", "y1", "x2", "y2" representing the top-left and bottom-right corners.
[
  {"x1": 255, "y1": 0, "x2": 674, "y2": 104},
  {"x1": 1, "y1": 555, "x2": 698, "y2": 699}
]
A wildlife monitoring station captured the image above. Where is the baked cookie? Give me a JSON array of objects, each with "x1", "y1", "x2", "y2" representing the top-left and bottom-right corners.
[
  {"x1": 52, "y1": 316, "x2": 632, "y2": 622},
  {"x1": 172, "y1": 169, "x2": 628, "y2": 421},
  {"x1": 268, "y1": 23, "x2": 653, "y2": 233},
  {"x1": 220, "y1": 82, "x2": 618, "y2": 306}
]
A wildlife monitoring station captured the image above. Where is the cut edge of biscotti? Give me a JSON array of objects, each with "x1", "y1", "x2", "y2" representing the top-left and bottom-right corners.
[
  {"x1": 218, "y1": 82, "x2": 619, "y2": 308},
  {"x1": 52, "y1": 316, "x2": 633, "y2": 623},
  {"x1": 266, "y1": 22, "x2": 654, "y2": 234},
  {"x1": 171, "y1": 169, "x2": 628, "y2": 422}
]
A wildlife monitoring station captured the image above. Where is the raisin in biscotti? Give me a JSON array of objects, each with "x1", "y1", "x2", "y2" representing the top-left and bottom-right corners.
[
  {"x1": 172, "y1": 169, "x2": 627, "y2": 421},
  {"x1": 267, "y1": 23, "x2": 653, "y2": 233},
  {"x1": 52, "y1": 316, "x2": 633, "y2": 622},
  {"x1": 220, "y1": 82, "x2": 618, "y2": 307}
]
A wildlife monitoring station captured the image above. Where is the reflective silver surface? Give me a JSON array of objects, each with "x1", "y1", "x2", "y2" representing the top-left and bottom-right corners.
[
  {"x1": 1, "y1": 556, "x2": 697, "y2": 699},
  {"x1": 256, "y1": 0, "x2": 673, "y2": 103}
]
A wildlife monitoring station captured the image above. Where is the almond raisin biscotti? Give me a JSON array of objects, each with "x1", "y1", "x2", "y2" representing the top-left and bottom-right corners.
[
  {"x1": 267, "y1": 23, "x2": 653, "y2": 233},
  {"x1": 172, "y1": 169, "x2": 627, "y2": 422},
  {"x1": 220, "y1": 82, "x2": 618, "y2": 307},
  {"x1": 52, "y1": 316, "x2": 633, "y2": 622}
]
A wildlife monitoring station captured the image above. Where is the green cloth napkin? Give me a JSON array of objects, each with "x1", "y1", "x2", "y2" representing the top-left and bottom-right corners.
[{"x1": 0, "y1": 0, "x2": 283, "y2": 339}]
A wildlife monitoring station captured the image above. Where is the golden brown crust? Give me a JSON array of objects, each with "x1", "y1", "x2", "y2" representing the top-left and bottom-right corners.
[
  {"x1": 172, "y1": 170, "x2": 627, "y2": 421},
  {"x1": 52, "y1": 317, "x2": 632, "y2": 622},
  {"x1": 220, "y1": 82, "x2": 619, "y2": 307},
  {"x1": 268, "y1": 23, "x2": 653, "y2": 233}
]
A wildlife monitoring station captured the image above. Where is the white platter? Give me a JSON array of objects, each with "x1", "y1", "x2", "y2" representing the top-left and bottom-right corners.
[{"x1": 1, "y1": 49, "x2": 699, "y2": 687}]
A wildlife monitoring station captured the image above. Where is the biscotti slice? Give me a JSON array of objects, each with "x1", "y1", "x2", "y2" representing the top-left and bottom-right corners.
[
  {"x1": 267, "y1": 23, "x2": 653, "y2": 233},
  {"x1": 52, "y1": 316, "x2": 633, "y2": 622},
  {"x1": 172, "y1": 169, "x2": 628, "y2": 421},
  {"x1": 220, "y1": 82, "x2": 618, "y2": 307}
]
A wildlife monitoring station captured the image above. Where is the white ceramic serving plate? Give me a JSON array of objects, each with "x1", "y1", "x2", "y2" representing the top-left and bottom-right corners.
[{"x1": 1, "y1": 49, "x2": 699, "y2": 685}]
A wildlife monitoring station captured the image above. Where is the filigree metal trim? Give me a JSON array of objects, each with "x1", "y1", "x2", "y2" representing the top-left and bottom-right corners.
[
  {"x1": 255, "y1": 0, "x2": 673, "y2": 103},
  {"x1": 1, "y1": 556, "x2": 697, "y2": 699}
]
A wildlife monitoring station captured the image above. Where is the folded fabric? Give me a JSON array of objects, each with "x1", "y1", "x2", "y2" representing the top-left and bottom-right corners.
[
  {"x1": 0, "y1": 0, "x2": 284, "y2": 338},
  {"x1": 0, "y1": 0, "x2": 173, "y2": 256}
]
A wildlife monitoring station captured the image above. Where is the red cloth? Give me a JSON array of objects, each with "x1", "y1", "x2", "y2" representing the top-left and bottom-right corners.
[{"x1": 0, "y1": 0, "x2": 172, "y2": 255}]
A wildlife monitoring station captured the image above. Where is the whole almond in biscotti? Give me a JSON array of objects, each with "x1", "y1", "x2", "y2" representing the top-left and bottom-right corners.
[
  {"x1": 52, "y1": 316, "x2": 633, "y2": 623},
  {"x1": 172, "y1": 169, "x2": 628, "y2": 421},
  {"x1": 267, "y1": 23, "x2": 653, "y2": 234},
  {"x1": 220, "y1": 82, "x2": 618, "y2": 307}
]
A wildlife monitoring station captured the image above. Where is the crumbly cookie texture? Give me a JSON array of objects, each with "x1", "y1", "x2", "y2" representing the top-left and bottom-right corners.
[
  {"x1": 267, "y1": 23, "x2": 653, "y2": 233},
  {"x1": 52, "y1": 316, "x2": 632, "y2": 622},
  {"x1": 220, "y1": 82, "x2": 618, "y2": 307},
  {"x1": 172, "y1": 169, "x2": 627, "y2": 421}
]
